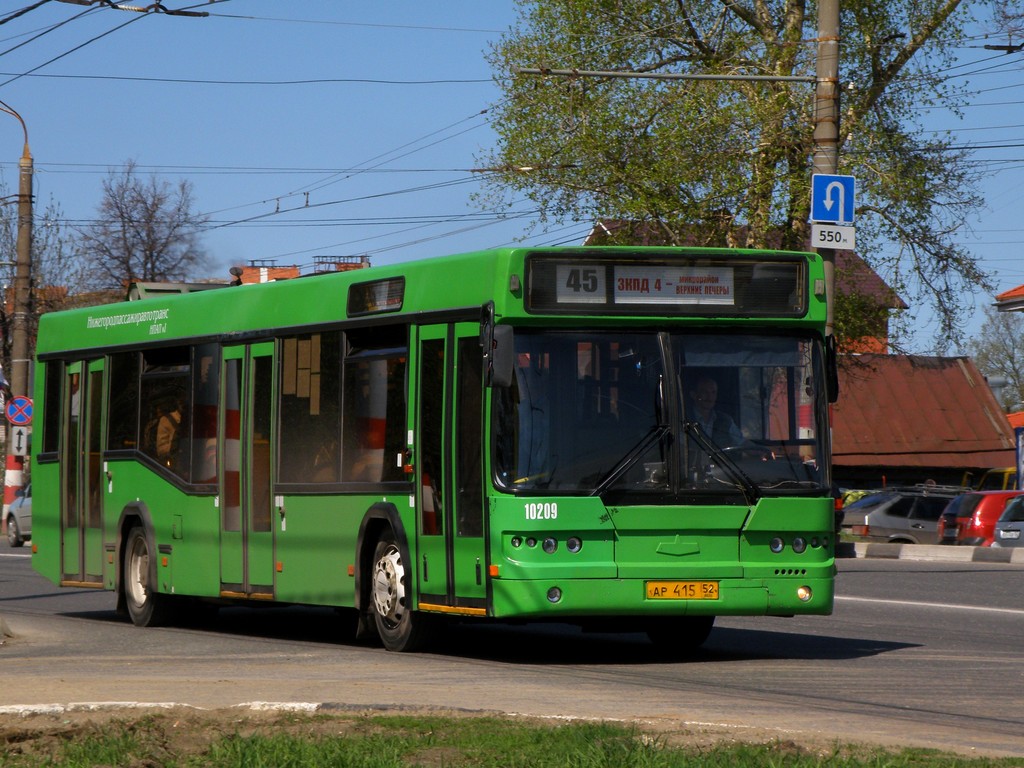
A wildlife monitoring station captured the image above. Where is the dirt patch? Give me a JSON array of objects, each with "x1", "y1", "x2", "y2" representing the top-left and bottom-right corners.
[{"x1": 0, "y1": 704, "x2": 859, "y2": 765}]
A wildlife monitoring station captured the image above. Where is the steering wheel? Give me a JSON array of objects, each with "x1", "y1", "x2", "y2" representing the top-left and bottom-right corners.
[{"x1": 721, "y1": 445, "x2": 776, "y2": 461}]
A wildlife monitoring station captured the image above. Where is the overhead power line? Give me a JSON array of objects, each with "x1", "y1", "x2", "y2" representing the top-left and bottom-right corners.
[
  {"x1": 54, "y1": 0, "x2": 212, "y2": 17},
  {"x1": 0, "y1": 70, "x2": 491, "y2": 86},
  {"x1": 0, "y1": 1, "x2": 54, "y2": 27}
]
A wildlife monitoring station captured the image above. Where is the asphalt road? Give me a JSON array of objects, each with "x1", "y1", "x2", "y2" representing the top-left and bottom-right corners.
[{"x1": 2, "y1": 545, "x2": 1023, "y2": 757}]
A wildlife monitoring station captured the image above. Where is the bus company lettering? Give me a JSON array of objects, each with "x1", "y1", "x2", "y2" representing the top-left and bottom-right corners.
[{"x1": 86, "y1": 308, "x2": 171, "y2": 335}]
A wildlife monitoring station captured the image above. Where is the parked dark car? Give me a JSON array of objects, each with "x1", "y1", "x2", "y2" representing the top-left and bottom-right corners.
[
  {"x1": 992, "y1": 494, "x2": 1024, "y2": 548},
  {"x1": 5, "y1": 483, "x2": 30, "y2": 548},
  {"x1": 937, "y1": 490, "x2": 1024, "y2": 546},
  {"x1": 841, "y1": 485, "x2": 965, "y2": 544}
]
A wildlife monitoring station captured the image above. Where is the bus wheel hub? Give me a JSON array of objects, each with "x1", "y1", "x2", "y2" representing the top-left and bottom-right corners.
[{"x1": 372, "y1": 545, "x2": 406, "y2": 624}]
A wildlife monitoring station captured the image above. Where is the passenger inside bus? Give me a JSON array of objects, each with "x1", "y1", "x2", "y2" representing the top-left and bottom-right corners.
[{"x1": 143, "y1": 398, "x2": 184, "y2": 471}]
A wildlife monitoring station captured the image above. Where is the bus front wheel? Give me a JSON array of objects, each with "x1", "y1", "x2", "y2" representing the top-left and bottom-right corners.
[
  {"x1": 370, "y1": 533, "x2": 431, "y2": 652},
  {"x1": 122, "y1": 526, "x2": 169, "y2": 627}
]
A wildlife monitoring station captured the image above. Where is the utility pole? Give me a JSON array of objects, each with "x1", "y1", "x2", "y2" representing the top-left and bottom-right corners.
[
  {"x1": 1, "y1": 100, "x2": 32, "y2": 525},
  {"x1": 812, "y1": 0, "x2": 840, "y2": 337}
]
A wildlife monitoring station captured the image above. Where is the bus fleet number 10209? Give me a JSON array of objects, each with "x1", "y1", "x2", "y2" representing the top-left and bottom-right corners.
[{"x1": 525, "y1": 502, "x2": 558, "y2": 520}]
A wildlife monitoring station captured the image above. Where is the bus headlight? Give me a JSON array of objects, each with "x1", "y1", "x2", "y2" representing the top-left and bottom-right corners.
[
  {"x1": 542, "y1": 537, "x2": 558, "y2": 554},
  {"x1": 797, "y1": 586, "x2": 813, "y2": 602},
  {"x1": 769, "y1": 537, "x2": 785, "y2": 553},
  {"x1": 792, "y1": 536, "x2": 807, "y2": 554},
  {"x1": 547, "y1": 587, "x2": 562, "y2": 603}
]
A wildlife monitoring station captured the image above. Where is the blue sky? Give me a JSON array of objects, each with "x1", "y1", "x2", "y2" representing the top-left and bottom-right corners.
[{"x1": 0, "y1": 2, "x2": 1022, "y2": 353}]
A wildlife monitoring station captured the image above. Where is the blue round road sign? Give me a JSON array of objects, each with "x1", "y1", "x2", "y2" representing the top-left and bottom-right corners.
[{"x1": 6, "y1": 395, "x2": 32, "y2": 425}]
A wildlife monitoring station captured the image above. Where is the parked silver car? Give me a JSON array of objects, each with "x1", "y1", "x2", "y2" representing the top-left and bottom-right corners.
[
  {"x1": 5, "y1": 483, "x2": 30, "y2": 547},
  {"x1": 992, "y1": 494, "x2": 1024, "y2": 548},
  {"x1": 841, "y1": 485, "x2": 966, "y2": 544}
]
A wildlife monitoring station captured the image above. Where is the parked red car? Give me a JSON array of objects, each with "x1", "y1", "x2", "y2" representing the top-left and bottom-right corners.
[{"x1": 937, "y1": 490, "x2": 1024, "y2": 546}]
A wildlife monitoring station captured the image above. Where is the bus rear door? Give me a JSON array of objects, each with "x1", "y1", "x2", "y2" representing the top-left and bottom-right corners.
[
  {"x1": 414, "y1": 323, "x2": 487, "y2": 616},
  {"x1": 219, "y1": 342, "x2": 275, "y2": 599},
  {"x1": 59, "y1": 359, "x2": 105, "y2": 587}
]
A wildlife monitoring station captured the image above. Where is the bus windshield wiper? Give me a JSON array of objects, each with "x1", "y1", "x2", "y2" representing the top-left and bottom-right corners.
[
  {"x1": 588, "y1": 424, "x2": 670, "y2": 497},
  {"x1": 683, "y1": 422, "x2": 760, "y2": 504}
]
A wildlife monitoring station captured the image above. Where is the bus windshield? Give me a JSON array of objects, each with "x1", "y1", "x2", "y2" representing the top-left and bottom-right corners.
[{"x1": 493, "y1": 331, "x2": 829, "y2": 498}]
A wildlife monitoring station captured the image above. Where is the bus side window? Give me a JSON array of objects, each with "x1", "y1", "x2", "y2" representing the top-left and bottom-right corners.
[
  {"x1": 341, "y1": 325, "x2": 408, "y2": 484},
  {"x1": 139, "y1": 346, "x2": 191, "y2": 479},
  {"x1": 278, "y1": 332, "x2": 342, "y2": 484},
  {"x1": 41, "y1": 360, "x2": 64, "y2": 455},
  {"x1": 341, "y1": 354, "x2": 407, "y2": 483},
  {"x1": 107, "y1": 352, "x2": 140, "y2": 451}
]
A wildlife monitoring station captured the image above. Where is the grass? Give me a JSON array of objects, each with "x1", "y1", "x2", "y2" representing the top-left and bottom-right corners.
[{"x1": 0, "y1": 712, "x2": 1019, "y2": 768}]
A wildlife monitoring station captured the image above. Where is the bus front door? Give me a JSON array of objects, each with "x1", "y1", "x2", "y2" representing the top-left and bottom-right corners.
[
  {"x1": 414, "y1": 324, "x2": 487, "y2": 616},
  {"x1": 59, "y1": 359, "x2": 105, "y2": 587},
  {"x1": 219, "y1": 343, "x2": 275, "y2": 599}
]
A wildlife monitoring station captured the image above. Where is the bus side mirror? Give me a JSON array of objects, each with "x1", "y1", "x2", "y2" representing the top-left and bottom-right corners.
[
  {"x1": 826, "y1": 334, "x2": 839, "y2": 403},
  {"x1": 481, "y1": 301, "x2": 514, "y2": 387},
  {"x1": 490, "y1": 325, "x2": 514, "y2": 388}
]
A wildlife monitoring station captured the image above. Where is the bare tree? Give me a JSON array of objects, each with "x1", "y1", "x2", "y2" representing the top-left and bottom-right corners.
[
  {"x1": 971, "y1": 307, "x2": 1024, "y2": 411},
  {"x1": 0, "y1": 178, "x2": 87, "y2": 383},
  {"x1": 0, "y1": 179, "x2": 79, "y2": 293},
  {"x1": 77, "y1": 160, "x2": 209, "y2": 289}
]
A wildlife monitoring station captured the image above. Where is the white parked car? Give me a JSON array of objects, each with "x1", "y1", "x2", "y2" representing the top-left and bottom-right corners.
[{"x1": 5, "y1": 483, "x2": 30, "y2": 547}]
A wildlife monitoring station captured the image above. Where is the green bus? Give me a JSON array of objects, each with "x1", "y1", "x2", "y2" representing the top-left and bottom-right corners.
[{"x1": 31, "y1": 246, "x2": 838, "y2": 652}]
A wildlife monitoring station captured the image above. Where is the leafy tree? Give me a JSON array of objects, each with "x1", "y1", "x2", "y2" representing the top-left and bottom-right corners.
[
  {"x1": 971, "y1": 306, "x2": 1024, "y2": 411},
  {"x1": 479, "y1": 0, "x2": 1001, "y2": 347},
  {"x1": 77, "y1": 159, "x2": 209, "y2": 289}
]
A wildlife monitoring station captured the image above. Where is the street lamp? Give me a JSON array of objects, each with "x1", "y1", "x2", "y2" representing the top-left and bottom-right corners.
[{"x1": 0, "y1": 99, "x2": 32, "y2": 524}]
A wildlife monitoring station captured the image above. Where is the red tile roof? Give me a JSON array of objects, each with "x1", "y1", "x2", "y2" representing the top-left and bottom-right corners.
[
  {"x1": 995, "y1": 284, "x2": 1024, "y2": 314},
  {"x1": 995, "y1": 284, "x2": 1024, "y2": 303},
  {"x1": 833, "y1": 355, "x2": 1016, "y2": 469}
]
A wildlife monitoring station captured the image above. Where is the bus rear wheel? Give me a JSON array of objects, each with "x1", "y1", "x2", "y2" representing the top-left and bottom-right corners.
[
  {"x1": 646, "y1": 615, "x2": 715, "y2": 653},
  {"x1": 122, "y1": 526, "x2": 169, "y2": 627},
  {"x1": 371, "y1": 533, "x2": 431, "y2": 652}
]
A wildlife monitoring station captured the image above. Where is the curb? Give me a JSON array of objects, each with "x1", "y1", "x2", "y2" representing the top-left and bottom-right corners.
[{"x1": 837, "y1": 541, "x2": 1024, "y2": 564}]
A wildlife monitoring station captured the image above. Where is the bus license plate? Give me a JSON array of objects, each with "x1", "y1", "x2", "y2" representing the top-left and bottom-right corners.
[
  {"x1": 998, "y1": 529, "x2": 1020, "y2": 540},
  {"x1": 646, "y1": 580, "x2": 719, "y2": 599}
]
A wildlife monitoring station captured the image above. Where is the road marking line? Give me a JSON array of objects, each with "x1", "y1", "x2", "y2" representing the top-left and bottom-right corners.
[
  {"x1": 837, "y1": 595, "x2": 1024, "y2": 616},
  {"x1": 0, "y1": 552, "x2": 31, "y2": 559}
]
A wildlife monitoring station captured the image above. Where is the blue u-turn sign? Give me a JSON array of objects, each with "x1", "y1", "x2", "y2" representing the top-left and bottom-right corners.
[{"x1": 811, "y1": 174, "x2": 856, "y2": 225}]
